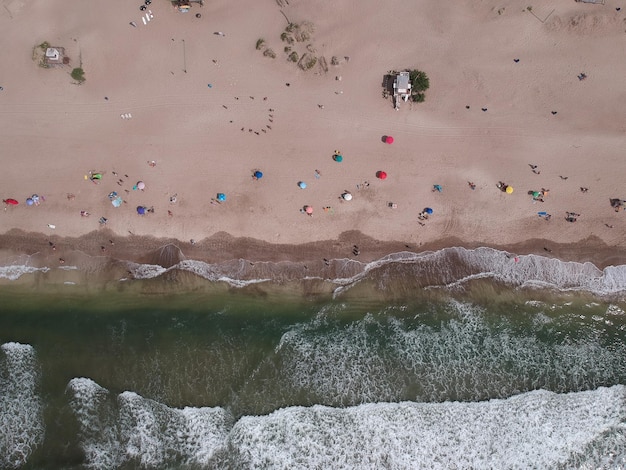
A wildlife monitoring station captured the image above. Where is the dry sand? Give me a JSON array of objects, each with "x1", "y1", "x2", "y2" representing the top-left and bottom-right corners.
[{"x1": 1, "y1": 0, "x2": 625, "y2": 265}]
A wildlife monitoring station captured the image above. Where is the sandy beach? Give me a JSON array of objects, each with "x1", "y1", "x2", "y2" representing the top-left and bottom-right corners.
[{"x1": 1, "y1": 0, "x2": 625, "y2": 268}]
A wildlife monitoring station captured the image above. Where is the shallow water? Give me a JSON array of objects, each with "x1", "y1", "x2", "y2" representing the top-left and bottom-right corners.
[{"x1": 1, "y1": 282, "x2": 625, "y2": 469}]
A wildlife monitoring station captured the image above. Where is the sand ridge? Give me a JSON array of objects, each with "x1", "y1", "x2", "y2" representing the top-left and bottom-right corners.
[{"x1": 0, "y1": 0, "x2": 625, "y2": 262}]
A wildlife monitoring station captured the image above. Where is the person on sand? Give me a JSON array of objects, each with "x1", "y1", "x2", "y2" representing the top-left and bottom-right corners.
[{"x1": 468, "y1": 182, "x2": 476, "y2": 190}]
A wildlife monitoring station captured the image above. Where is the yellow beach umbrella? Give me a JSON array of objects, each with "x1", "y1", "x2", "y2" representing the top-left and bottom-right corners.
[{"x1": 506, "y1": 186, "x2": 514, "y2": 194}]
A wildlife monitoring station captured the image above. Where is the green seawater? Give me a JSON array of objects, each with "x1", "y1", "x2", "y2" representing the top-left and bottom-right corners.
[{"x1": 1, "y1": 282, "x2": 626, "y2": 468}]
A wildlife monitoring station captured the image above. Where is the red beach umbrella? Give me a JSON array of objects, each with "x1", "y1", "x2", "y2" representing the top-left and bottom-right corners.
[
  {"x1": 376, "y1": 171, "x2": 387, "y2": 180},
  {"x1": 3, "y1": 198, "x2": 19, "y2": 205},
  {"x1": 385, "y1": 135, "x2": 394, "y2": 144}
]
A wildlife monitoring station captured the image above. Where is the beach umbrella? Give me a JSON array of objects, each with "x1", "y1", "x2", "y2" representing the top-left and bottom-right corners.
[
  {"x1": 217, "y1": 193, "x2": 226, "y2": 202},
  {"x1": 136, "y1": 181, "x2": 146, "y2": 190},
  {"x1": 506, "y1": 186, "x2": 514, "y2": 194},
  {"x1": 342, "y1": 192, "x2": 352, "y2": 201},
  {"x1": 305, "y1": 205, "x2": 313, "y2": 215},
  {"x1": 112, "y1": 196, "x2": 123, "y2": 207},
  {"x1": 433, "y1": 184, "x2": 443, "y2": 192},
  {"x1": 136, "y1": 206, "x2": 146, "y2": 215},
  {"x1": 3, "y1": 198, "x2": 18, "y2": 205},
  {"x1": 254, "y1": 171, "x2": 263, "y2": 179},
  {"x1": 26, "y1": 198, "x2": 34, "y2": 206},
  {"x1": 333, "y1": 154, "x2": 343, "y2": 162},
  {"x1": 385, "y1": 135, "x2": 394, "y2": 144},
  {"x1": 376, "y1": 171, "x2": 387, "y2": 180},
  {"x1": 424, "y1": 207, "x2": 433, "y2": 214},
  {"x1": 298, "y1": 181, "x2": 307, "y2": 189}
]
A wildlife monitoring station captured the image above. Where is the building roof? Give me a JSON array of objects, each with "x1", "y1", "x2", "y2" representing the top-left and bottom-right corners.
[{"x1": 395, "y1": 72, "x2": 410, "y2": 92}]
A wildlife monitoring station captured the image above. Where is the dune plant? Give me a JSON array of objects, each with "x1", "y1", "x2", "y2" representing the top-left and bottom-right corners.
[{"x1": 71, "y1": 67, "x2": 85, "y2": 82}]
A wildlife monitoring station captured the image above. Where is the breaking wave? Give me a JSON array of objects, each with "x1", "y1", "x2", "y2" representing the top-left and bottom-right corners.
[
  {"x1": 66, "y1": 380, "x2": 626, "y2": 469},
  {"x1": 0, "y1": 343, "x2": 44, "y2": 469}
]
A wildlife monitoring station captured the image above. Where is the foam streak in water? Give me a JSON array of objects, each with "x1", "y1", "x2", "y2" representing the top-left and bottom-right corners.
[{"x1": 0, "y1": 343, "x2": 44, "y2": 469}]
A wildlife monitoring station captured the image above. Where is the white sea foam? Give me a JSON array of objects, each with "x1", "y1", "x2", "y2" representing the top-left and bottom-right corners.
[
  {"x1": 0, "y1": 265, "x2": 49, "y2": 280},
  {"x1": 125, "y1": 262, "x2": 167, "y2": 279},
  {"x1": 228, "y1": 385, "x2": 626, "y2": 469},
  {"x1": 270, "y1": 301, "x2": 626, "y2": 405},
  {"x1": 333, "y1": 247, "x2": 626, "y2": 297},
  {"x1": 125, "y1": 259, "x2": 270, "y2": 286},
  {"x1": 68, "y1": 379, "x2": 231, "y2": 469},
  {"x1": 0, "y1": 343, "x2": 44, "y2": 469}
]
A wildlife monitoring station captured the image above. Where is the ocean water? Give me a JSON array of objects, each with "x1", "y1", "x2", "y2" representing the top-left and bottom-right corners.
[{"x1": 1, "y1": 248, "x2": 626, "y2": 469}]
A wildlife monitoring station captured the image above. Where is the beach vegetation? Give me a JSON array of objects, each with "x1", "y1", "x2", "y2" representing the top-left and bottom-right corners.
[
  {"x1": 288, "y1": 51, "x2": 299, "y2": 62},
  {"x1": 256, "y1": 38, "x2": 266, "y2": 50},
  {"x1": 32, "y1": 42, "x2": 51, "y2": 68},
  {"x1": 284, "y1": 46, "x2": 291, "y2": 53},
  {"x1": 298, "y1": 53, "x2": 317, "y2": 70},
  {"x1": 71, "y1": 67, "x2": 85, "y2": 82},
  {"x1": 409, "y1": 69, "x2": 430, "y2": 93},
  {"x1": 280, "y1": 32, "x2": 294, "y2": 45},
  {"x1": 263, "y1": 48, "x2": 277, "y2": 59}
]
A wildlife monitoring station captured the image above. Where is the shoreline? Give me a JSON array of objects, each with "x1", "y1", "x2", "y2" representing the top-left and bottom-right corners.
[
  {"x1": 1, "y1": 229, "x2": 626, "y2": 300},
  {"x1": 2, "y1": 228, "x2": 625, "y2": 269}
]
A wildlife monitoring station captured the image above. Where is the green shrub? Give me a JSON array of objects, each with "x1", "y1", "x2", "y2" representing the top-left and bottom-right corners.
[
  {"x1": 409, "y1": 69, "x2": 430, "y2": 92},
  {"x1": 263, "y1": 48, "x2": 276, "y2": 59},
  {"x1": 288, "y1": 51, "x2": 299, "y2": 62},
  {"x1": 71, "y1": 67, "x2": 85, "y2": 82},
  {"x1": 256, "y1": 38, "x2": 265, "y2": 50}
]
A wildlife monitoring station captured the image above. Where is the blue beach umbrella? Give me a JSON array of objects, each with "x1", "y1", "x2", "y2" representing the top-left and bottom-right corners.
[
  {"x1": 424, "y1": 207, "x2": 433, "y2": 214},
  {"x1": 298, "y1": 181, "x2": 307, "y2": 189},
  {"x1": 333, "y1": 154, "x2": 343, "y2": 162},
  {"x1": 136, "y1": 206, "x2": 146, "y2": 215},
  {"x1": 217, "y1": 193, "x2": 226, "y2": 202},
  {"x1": 254, "y1": 171, "x2": 263, "y2": 179},
  {"x1": 26, "y1": 198, "x2": 34, "y2": 206}
]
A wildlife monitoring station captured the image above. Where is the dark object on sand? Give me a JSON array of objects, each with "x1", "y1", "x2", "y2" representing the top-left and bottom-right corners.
[{"x1": 196, "y1": 13, "x2": 201, "y2": 18}]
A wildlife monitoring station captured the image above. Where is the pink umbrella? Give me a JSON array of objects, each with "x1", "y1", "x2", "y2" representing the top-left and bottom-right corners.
[
  {"x1": 305, "y1": 205, "x2": 313, "y2": 215},
  {"x1": 136, "y1": 181, "x2": 146, "y2": 190},
  {"x1": 385, "y1": 135, "x2": 394, "y2": 144},
  {"x1": 376, "y1": 171, "x2": 388, "y2": 180}
]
